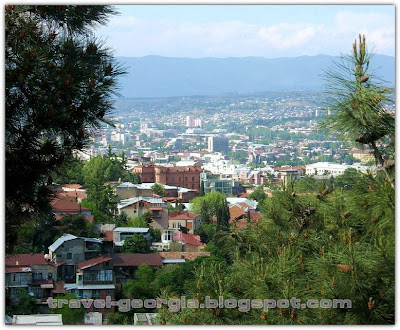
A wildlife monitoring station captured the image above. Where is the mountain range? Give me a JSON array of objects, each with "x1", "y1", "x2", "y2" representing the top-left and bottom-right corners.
[{"x1": 115, "y1": 54, "x2": 395, "y2": 98}]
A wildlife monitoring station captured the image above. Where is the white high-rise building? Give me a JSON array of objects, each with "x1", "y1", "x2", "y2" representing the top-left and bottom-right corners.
[
  {"x1": 186, "y1": 115, "x2": 195, "y2": 127},
  {"x1": 194, "y1": 118, "x2": 203, "y2": 128}
]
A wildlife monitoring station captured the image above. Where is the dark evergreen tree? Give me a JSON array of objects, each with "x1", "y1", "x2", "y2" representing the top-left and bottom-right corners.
[
  {"x1": 6, "y1": 5, "x2": 125, "y2": 252},
  {"x1": 199, "y1": 181, "x2": 205, "y2": 196}
]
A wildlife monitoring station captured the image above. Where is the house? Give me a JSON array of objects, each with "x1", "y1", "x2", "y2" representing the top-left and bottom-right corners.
[
  {"x1": 48, "y1": 234, "x2": 103, "y2": 283},
  {"x1": 5, "y1": 254, "x2": 57, "y2": 304},
  {"x1": 117, "y1": 197, "x2": 169, "y2": 230},
  {"x1": 133, "y1": 164, "x2": 202, "y2": 191},
  {"x1": 172, "y1": 232, "x2": 205, "y2": 252},
  {"x1": 305, "y1": 162, "x2": 368, "y2": 177},
  {"x1": 72, "y1": 256, "x2": 115, "y2": 314},
  {"x1": 273, "y1": 166, "x2": 306, "y2": 185},
  {"x1": 168, "y1": 211, "x2": 201, "y2": 234},
  {"x1": 51, "y1": 195, "x2": 93, "y2": 223},
  {"x1": 352, "y1": 149, "x2": 375, "y2": 164},
  {"x1": 111, "y1": 253, "x2": 163, "y2": 291},
  {"x1": 113, "y1": 227, "x2": 152, "y2": 247}
]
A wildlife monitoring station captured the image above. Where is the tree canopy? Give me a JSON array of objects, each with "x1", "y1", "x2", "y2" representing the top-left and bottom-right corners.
[
  {"x1": 321, "y1": 34, "x2": 395, "y2": 186},
  {"x1": 5, "y1": 5, "x2": 124, "y2": 252}
]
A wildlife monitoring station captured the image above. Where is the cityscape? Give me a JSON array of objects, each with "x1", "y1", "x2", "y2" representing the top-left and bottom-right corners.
[{"x1": 5, "y1": 4, "x2": 395, "y2": 326}]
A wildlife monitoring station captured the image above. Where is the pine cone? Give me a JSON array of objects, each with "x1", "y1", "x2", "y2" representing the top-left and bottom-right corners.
[
  {"x1": 337, "y1": 264, "x2": 351, "y2": 273},
  {"x1": 360, "y1": 75, "x2": 369, "y2": 83}
]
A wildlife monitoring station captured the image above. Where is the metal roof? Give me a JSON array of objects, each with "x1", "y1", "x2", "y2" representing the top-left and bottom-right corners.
[
  {"x1": 162, "y1": 259, "x2": 186, "y2": 264},
  {"x1": 118, "y1": 197, "x2": 165, "y2": 209},
  {"x1": 48, "y1": 234, "x2": 102, "y2": 252},
  {"x1": 114, "y1": 227, "x2": 149, "y2": 233}
]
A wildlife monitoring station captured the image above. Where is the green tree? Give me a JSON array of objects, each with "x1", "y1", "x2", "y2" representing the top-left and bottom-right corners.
[
  {"x1": 321, "y1": 34, "x2": 394, "y2": 187},
  {"x1": 152, "y1": 183, "x2": 167, "y2": 197},
  {"x1": 159, "y1": 174, "x2": 394, "y2": 324},
  {"x1": 249, "y1": 187, "x2": 267, "y2": 202},
  {"x1": 121, "y1": 234, "x2": 151, "y2": 253},
  {"x1": 50, "y1": 293, "x2": 85, "y2": 325},
  {"x1": 57, "y1": 214, "x2": 96, "y2": 238},
  {"x1": 121, "y1": 264, "x2": 157, "y2": 315},
  {"x1": 191, "y1": 191, "x2": 226, "y2": 218},
  {"x1": 6, "y1": 288, "x2": 37, "y2": 316},
  {"x1": 6, "y1": 5, "x2": 124, "y2": 252},
  {"x1": 294, "y1": 176, "x2": 319, "y2": 193},
  {"x1": 51, "y1": 156, "x2": 85, "y2": 185},
  {"x1": 216, "y1": 198, "x2": 230, "y2": 231},
  {"x1": 194, "y1": 223, "x2": 216, "y2": 244},
  {"x1": 199, "y1": 181, "x2": 205, "y2": 196}
]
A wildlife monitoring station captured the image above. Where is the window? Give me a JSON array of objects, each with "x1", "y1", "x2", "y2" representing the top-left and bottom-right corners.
[
  {"x1": 192, "y1": 176, "x2": 194, "y2": 181},
  {"x1": 185, "y1": 177, "x2": 188, "y2": 182},
  {"x1": 31, "y1": 287, "x2": 43, "y2": 298},
  {"x1": 33, "y1": 272, "x2": 42, "y2": 280},
  {"x1": 173, "y1": 223, "x2": 177, "y2": 229},
  {"x1": 67, "y1": 253, "x2": 72, "y2": 260},
  {"x1": 163, "y1": 231, "x2": 173, "y2": 241}
]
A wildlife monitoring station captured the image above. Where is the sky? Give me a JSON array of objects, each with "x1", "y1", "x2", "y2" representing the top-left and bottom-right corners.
[{"x1": 94, "y1": 4, "x2": 395, "y2": 58}]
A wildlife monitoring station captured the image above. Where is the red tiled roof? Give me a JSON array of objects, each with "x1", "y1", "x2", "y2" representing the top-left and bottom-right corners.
[
  {"x1": 76, "y1": 256, "x2": 112, "y2": 270},
  {"x1": 57, "y1": 191, "x2": 87, "y2": 200},
  {"x1": 273, "y1": 166, "x2": 305, "y2": 172},
  {"x1": 5, "y1": 267, "x2": 32, "y2": 273},
  {"x1": 229, "y1": 205, "x2": 245, "y2": 220},
  {"x1": 173, "y1": 232, "x2": 204, "y2": 246},
  {"x1": 55, "y1": 214, "x2": 94, "y2": 223},
  {"x1": 112, "y1": 253, "x2": 163, "y2": 267},
  {"x1": 5, "y1": 254, "x2": 53, "y2": 267},
  {"x1": 159, "y1": 251, "x2": 210, "y2": 261},
  {"x1": 51, "y1": 197, "x2": 90, "y2": 213},
  {"x1": 169, "y1": 211, "x2": 199, "y2": 220}
]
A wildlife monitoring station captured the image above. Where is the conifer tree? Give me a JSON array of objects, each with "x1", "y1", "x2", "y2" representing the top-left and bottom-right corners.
[
  {"x1": 6, "y1": 5, "x2": 124, "y2": 252},
  {"x1": 321, "y1": 34, "x2": 395, "y2": 186}
]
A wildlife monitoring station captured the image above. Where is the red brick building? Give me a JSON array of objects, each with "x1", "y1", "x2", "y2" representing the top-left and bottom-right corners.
[{"x1": 133, "y1": 164, "x2": 202, "y2": 191}]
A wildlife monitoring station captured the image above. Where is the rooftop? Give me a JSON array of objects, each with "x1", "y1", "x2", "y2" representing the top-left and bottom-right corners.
[
  {"x1": 48, "y1": 234, "x2": 102, "y2": 252},
  {"x1": 6, "y1": 254, "x2": 52, "y2": 267},
  {"x1": 112, "y1": 253, "x2": 163, "y2": 267},
  {"x1": 76, "y1": 256, "x2": 112, "y2": 270},
  {"x1": 114, "y1": 227, "x2": 149, "y2": 233}
]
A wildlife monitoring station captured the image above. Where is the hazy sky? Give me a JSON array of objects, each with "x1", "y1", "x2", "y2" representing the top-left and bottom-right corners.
[{"x1": 95, "y1": 5, "x2": 395, "y2": 58}]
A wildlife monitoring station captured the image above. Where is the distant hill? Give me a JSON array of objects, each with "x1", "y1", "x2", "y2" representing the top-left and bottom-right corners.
[{"x1": 115, "y1": 54, "x2": 395, "y2": 98}]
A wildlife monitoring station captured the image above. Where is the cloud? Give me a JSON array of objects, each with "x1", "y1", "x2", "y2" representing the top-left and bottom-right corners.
[
  {"x1": 96, "y1": 10, "x2": 394, "y2": 58},
  {"x1": 258, "y1": 23, "x2": 324, "y2": 49},
  {"x1": 332, "y1": 11, "x2": 394, "y2": 54}
]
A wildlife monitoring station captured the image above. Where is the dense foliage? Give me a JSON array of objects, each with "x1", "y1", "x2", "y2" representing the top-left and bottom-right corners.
[{"x1": 5, "y1": 5, "x2": 124, "y2": 252}]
